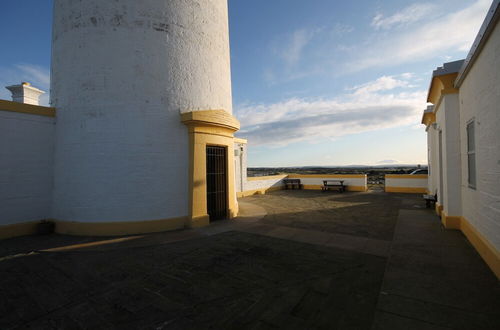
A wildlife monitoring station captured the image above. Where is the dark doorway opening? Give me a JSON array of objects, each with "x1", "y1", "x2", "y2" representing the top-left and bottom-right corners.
[{"x1": 206, "y1": 146, "x2": 227, "y2": 221}]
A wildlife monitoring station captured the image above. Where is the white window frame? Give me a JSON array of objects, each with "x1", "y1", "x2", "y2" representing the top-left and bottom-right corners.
[{"x1": 466, "y1": 119, "x2": 476, "y2": 189}]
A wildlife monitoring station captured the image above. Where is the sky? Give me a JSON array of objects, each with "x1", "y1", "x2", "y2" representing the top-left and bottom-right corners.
[{"x1": 0, "y1": 0, "x2": 492, "y2": 167}]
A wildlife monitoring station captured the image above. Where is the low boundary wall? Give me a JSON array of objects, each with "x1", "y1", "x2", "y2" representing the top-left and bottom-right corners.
[
  {"x1": 237, "y1": 175, "x2": 287, "y2": 197},
  {"x1": 385, "y1": 174, "x2": 428, "y2": 193},
  {"x1": 238, "y1": 174, "x2": 368, "y2": 197},
  {"x1": 287, "y1": 174, "x2": 367, "y2": 192}
]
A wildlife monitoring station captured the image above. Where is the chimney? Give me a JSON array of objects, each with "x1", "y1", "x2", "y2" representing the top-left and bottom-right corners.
[{"x1": 5, "y1": 82, "x2": 45, "y2": 105}]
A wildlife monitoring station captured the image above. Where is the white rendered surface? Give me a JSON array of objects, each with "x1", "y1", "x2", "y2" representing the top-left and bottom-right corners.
[
  {"x1": 6, "y1": 83, "x2": 45, "y2": 105},
  {"x1": 234, "y1": 141, "x2": 247, "y2": 193},
  {"x1": 244, "y1": 176, "x2": 287, "y2": 192},
  {"x1": 51, "y1": 0, "x2": 232, "y2": 222},
  {"x1": 385, "y1": 177, "x2": 428, "y2": 189},
  {"x1": 292, "y1": 177, "x2": 367, "y2": 188},
  {"x1": 437, "y1": 94, "x2": 463, "y2": 217},
  {"x1": 427, "y1": 126, "x2": 439, "y2": 196},
  {"x1": 0, "y1": 110, "x2": 55, "y2": 225},
  {"x1": 459, "y1": 21, "x2": 500, "y2": 251},
  {"x1": 242, "y1": 175, "x2": 367, "y2": 193}
]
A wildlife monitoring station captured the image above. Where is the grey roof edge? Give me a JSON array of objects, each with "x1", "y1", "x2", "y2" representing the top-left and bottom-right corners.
[
  {"x1": 426, "y1": 60, "x2": 464, "y2": 102},
  {"x1": 432, "y1": 60, "x2": 465, "y2": 77},
  {"x1": 424, "y1": 105, "x2": 434, "y2": 113},
  {"x1": 455, "y1": 0, "x2": 500, "y2": 88}
]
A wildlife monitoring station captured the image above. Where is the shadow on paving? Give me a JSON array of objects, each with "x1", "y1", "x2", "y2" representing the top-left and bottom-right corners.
[
  {"x1": 373, "y1": 208, "x2": 500, "y2": 330},
  {"x1": 0, "y1": 231, "x2": 386, "y2": 329},
  {"x1": 244, "y1": 190, "x2": 403, "y2": 241}
]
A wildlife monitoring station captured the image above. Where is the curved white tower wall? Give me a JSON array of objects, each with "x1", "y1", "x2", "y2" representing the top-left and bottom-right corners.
[{"x1": 51, "y1": 0, "x2": 233, "y2": 229}]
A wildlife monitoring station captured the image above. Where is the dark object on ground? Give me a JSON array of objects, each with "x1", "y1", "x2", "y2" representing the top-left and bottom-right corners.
[
  {"x1": 284, "y1": 178, "x2": 302, "y2": 189},
  {"x1": 322, "y1": 180, "x2": 346, "y2": 192},
  {"x1": 37, "y1": 220, "x2": 55, "y2": 235},
  {"x1": 423, "y1": 194, "x2": 437, "y2": 208}
]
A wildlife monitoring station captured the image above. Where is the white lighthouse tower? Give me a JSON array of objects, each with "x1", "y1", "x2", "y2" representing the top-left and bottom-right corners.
[{"x1": 50, "y1": 0, "x2": 239, "y2": 235}]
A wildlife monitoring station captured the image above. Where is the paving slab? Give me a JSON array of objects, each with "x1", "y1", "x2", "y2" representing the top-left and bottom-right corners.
[
  {"x1": 243, "y1": 190, "x2": 401, "y2": 241},
  {"x1": 1, "y1": 231, "x2": 386, "y2": 329},
  {"x1": 1, "y1": 191, "x2": 499, "y2": 329},
  {"x1": 376, "y1": 205, "x2": 500, "y2": 329}
]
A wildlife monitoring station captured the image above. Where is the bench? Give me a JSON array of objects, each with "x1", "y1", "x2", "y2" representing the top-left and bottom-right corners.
[
  {"x1": 283, "y1": 179, "x2": 302, "y2": 190},
  {"x1": 423, "y1": 194, "x2": 437, "y2": 208},
  {"x1": 322, "y1": 180, "x2": 346, "y2": 193}
]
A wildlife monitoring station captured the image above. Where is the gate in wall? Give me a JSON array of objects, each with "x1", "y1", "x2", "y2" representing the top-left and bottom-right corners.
[{"x1": 206, "y1": 146, "x2": 228, "y2": 221}]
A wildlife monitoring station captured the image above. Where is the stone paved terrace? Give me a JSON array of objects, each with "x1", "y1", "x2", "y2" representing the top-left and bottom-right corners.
[{"x1": 0, "y1": 191, "x2": 499, "y2": 329}]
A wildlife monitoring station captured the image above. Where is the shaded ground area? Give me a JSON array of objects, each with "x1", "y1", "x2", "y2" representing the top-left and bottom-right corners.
[
  {"x1": 244, "y1": 190, "x2": 401, "y2": 241},
  {"x1": 373, "y1": 209, "x2": 499, "y2": 329},
  {"x1": 1, "y1": 191, "x2": 499, "y2": 329},
  {"x1": 1, "y1": 232, "x2": 384, "y2": 329}
]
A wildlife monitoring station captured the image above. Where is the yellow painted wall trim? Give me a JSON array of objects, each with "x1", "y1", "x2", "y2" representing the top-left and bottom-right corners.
[
  {"x1": 440, "y1": 211, "x2": 461, "y2": 230},
  {"x1": 181, "y1": 110, "x2": 240, "y2": 227},
  {"x1": 288, "y1": 174, "x2": 366, "y2": 179},
  {"x1": 0, "y1": 221, "x2": 39, "y2": 240},
  {"x1": 385, "y1": 174, "x2": 428, "y2": 179},
  {"x1": 53, "y1": 216, "x2": 187, "y2": 236},
  {"x1": 180, "y1": 109, "x2": 240, "y2": 131},
  {"x1": 435, "y1": 203, "x2": 443, "y2": 216},
  {"x1": 385, "y1": 187, "x2": 427, "y2": 193},
  {"x1": 421, "y1": 112, "x2": 436, "y2": 126},
  {"x1": 439, "y1": 214, "x2": 500, "y2": 279},
  {"x1": 427, "y1": 73, "x2": 459, "y2": 107},
  {"x1": 302, "y1": 184, "x2": 367, "y2": 192},
  {"x1": 247, "y1": 175, "x2": 288, "y2": 181},
  {"x1": 238, "y1": 184, "x2": 368, "y2": 197},
  {"x1": 441, "y1": 87, "x2": 459, "y2": 95},
  {"x1": 234, "y1": 137, "x2": 247, "y2": 144},
  {"x1": 460, "y1": 217, "x2": 500, "y2": 279},
  {"x1": 0, "y1": 99, "x2": 56, "y2": 117}
]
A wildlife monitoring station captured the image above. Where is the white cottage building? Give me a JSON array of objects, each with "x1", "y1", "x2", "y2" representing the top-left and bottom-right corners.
[{"x1": 422, "y1": 0, "x2": 500, "y2": 278}]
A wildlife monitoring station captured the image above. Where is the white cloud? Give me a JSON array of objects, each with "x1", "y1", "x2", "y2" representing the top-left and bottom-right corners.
[
  {"x1": 280, "y1": 28, "x2": 318, "y2": 65},
  {"x1": 347, "y1": 0, "x2": 490, "y2": 72},
  {"x1": 348, "y1": 74, "x2": 413, "y2": 95},
  {"x1": 0, "y1": 64, "x2": 50, "y2": 106},
  {"x1": 16, "y1": 64, "x2": 50, "y2": 86},
  {"x1": 235, "y1": 74, "x2": 426, "y2": 146},
  {"x1": 332, "y1": 23, "x2": 354, "y2": 36},
  {"x1": 371, "y1": 3, "x2": 436, "y2": 30}
]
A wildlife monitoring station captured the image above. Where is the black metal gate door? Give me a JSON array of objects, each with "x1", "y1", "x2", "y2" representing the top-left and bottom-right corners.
[{"x1": 206, "y1": 146, "x2": 227, "y2": 221}]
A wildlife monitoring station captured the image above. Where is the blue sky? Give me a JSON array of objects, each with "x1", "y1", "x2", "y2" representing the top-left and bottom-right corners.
[{"x1": 0, "y1": 0, "x2": 492, "y2": 166}]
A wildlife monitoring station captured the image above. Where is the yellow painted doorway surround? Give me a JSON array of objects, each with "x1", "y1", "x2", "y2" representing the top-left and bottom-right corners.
[{"x1": 181, "y1": 110, "x2": 240, "y2": 228}]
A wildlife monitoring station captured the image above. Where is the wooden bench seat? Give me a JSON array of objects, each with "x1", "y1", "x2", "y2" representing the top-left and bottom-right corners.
[{"x1": 322, "y1": 180, "x2": 346, "y2": 193}]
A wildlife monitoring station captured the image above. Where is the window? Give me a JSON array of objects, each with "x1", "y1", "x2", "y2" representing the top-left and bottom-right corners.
[{"x1": 467, "y1": 120, "x2": 476, "y2": 189}]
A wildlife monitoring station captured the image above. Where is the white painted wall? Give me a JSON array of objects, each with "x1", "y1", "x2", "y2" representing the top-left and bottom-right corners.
[
  {"x1": 289, "y1": 176, "x2": 367, "y2": 188},
  {"x1": 234, "y1": 141, "x2": 247, "y2": 193},
  {"x1": 440, "y1": 94, "x2": 463, "y2": 217},
  {"x1": 240, "y1": 175, "x2": 367, "y2": 194},
  {"x1": 244, "y1": 176, "x2": 287, "y2": 192},
  {"x1": 0, "y1": 110, "x2": 55, "y2": 225},
  {"x1": 459, "y1": 21, "x2": 500, "y2": 250},
  {"x1": 385, "y1": 176, "x2": 428, "y2": 189},
  {"x1": 6, "y1": 83, "x2": 45, "y2": 106},
  {"x1": 427, "y1": 126, "x2": 439, "y2": 196},
  {"x1": 50, "y1": 0, "x2": 232, "y2": 222}
]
